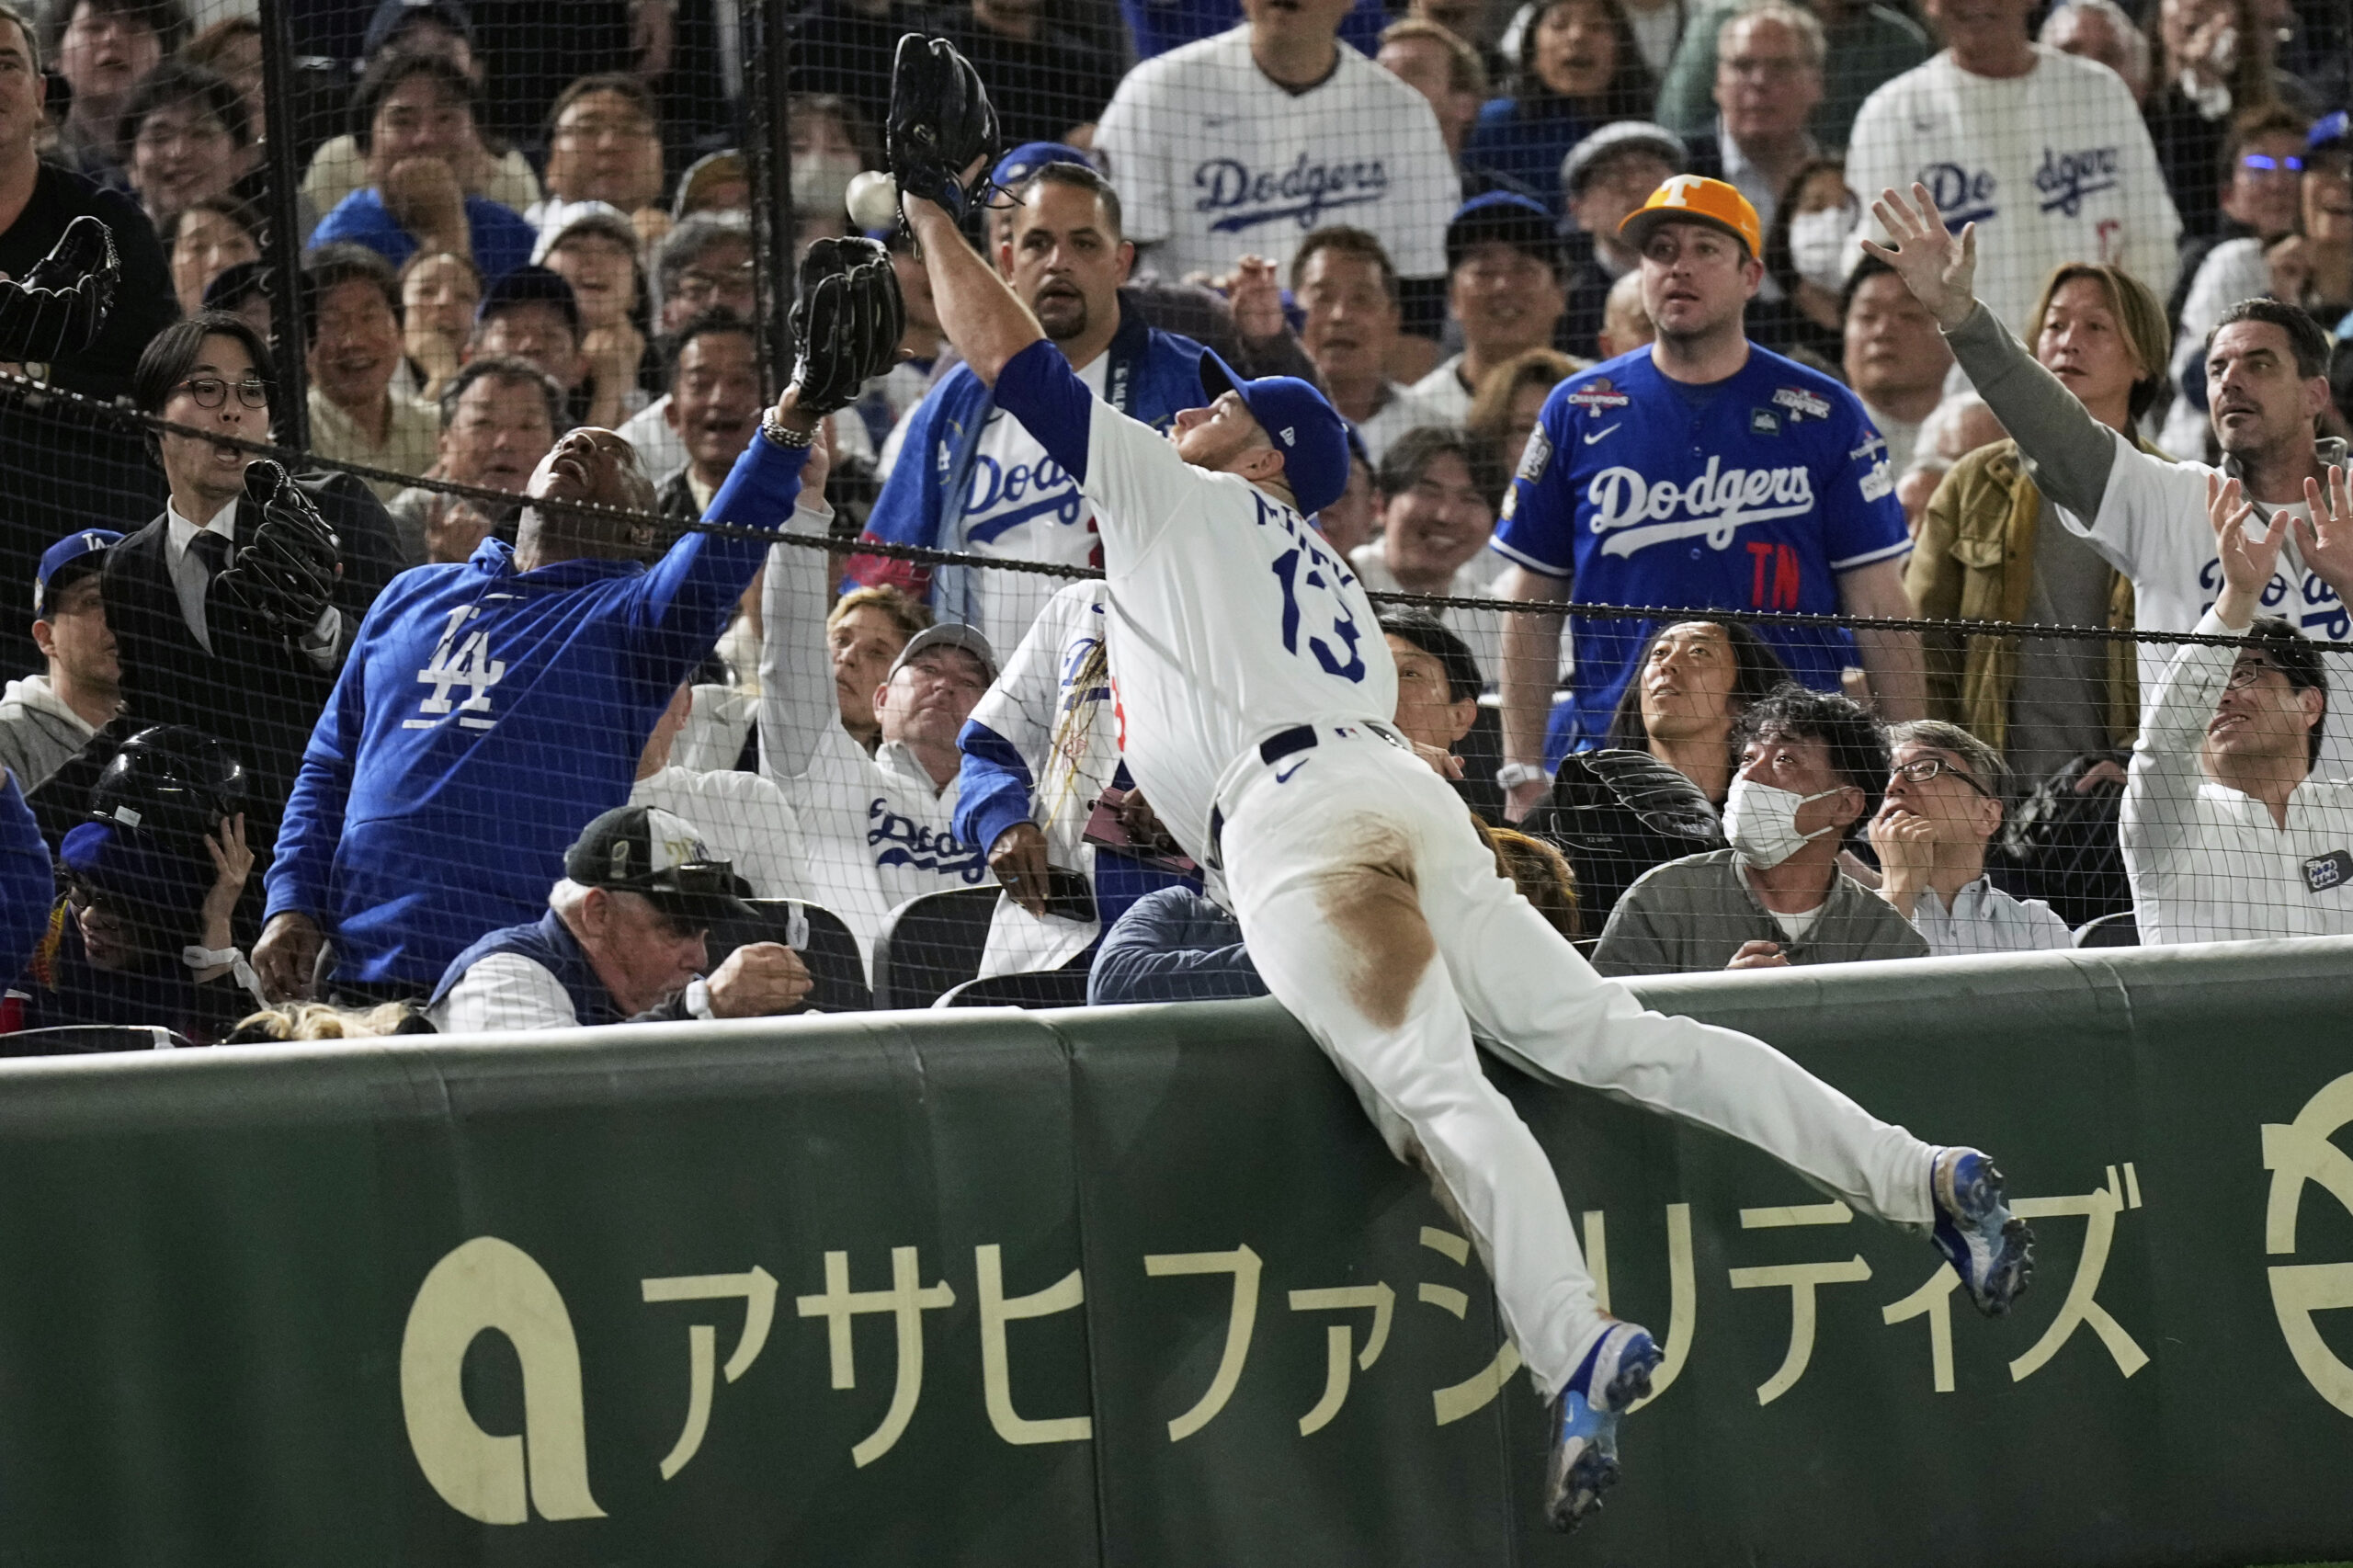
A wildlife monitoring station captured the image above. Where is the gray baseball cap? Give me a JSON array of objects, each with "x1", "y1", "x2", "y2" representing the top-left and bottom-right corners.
[
  {"x1": 1560, "y1": 121, "x2": 1688, "y2": 199},
  {"x1": 887, "y1": 621, "x2": 998, "y2": 684}
]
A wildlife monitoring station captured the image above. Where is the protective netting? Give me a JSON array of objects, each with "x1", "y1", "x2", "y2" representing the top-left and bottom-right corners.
[{"x1": 0, "y1": 0, "x2": 2346, "y2": 1045}]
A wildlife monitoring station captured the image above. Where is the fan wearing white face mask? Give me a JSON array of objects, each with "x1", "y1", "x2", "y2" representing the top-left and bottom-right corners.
[
  {"x1": 1592, "y1": 684, "x2": 1930, "y2": 974},
  {"x1": 1751, "y1": 157, "x2": 1857, "y2": 367}
]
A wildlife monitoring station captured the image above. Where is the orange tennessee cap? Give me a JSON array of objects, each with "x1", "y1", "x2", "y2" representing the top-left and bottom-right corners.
[{"x1": 1618, "y1": 175, "x2": 1764, "y2": 260}]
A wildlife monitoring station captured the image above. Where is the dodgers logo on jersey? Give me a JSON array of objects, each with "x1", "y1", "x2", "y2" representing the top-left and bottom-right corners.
[
  {"x1": 1194, "y1": 153, "x2": 1390, "y2": 233},
  {"x1": 866, "y1": 800, "x2": 989, "y2": 883},
  {"x1": 2034, "y1": 145, "x2": 2120, "y2": 217},
  {"x1": 1919, "y1": 163, "x2": 1997, "y2": 228},
  {"x1": 1586, "y1": 457, "x2": 1816, "y2": 558},
  {"x1": 962, "y1": 447, "x2": 1087, "y2": 547}
]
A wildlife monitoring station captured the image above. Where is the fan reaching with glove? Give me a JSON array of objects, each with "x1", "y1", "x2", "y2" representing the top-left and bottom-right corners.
[
  {"x1": 885, "y1": 32, "x2": 1001, "y2": 251},
  {"x1": 0, "y1": 214, "x2": 119, "y2": 368},
  {"x1": 216, "y1": 460, "x2": 343, "y2": 647}
]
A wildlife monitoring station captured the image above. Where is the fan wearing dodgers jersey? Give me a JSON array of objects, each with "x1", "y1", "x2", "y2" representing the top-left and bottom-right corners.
[
  {"x1": 892, "y1": 58, "x2": 2031, "y2": 1530},
  {"x1": 843, "y1": 159, "x2": 1211, "y2": 660},
  {"x1": 1492, "y1": 175, "x2": 1926, "y2": 822},
  {"x1": 1094, "y1": 0, "x2": 1462, "y2": 345}
]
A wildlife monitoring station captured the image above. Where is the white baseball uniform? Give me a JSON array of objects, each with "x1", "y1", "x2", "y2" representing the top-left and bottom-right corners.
[
  {"x1": 1847, "y1": 46, "x2": 2181, "y2": 338},
  {"x1": 1093, "y1": 25, "x2": 1461, "y2": 285},
  {"x1": 991, "y1": 337, "x2": 1938, "y2": 1399}
]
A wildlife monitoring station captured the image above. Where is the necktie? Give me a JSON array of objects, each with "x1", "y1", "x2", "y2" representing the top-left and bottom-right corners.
[{"x1": 185, "y1": 528, "x2": 231, "y2": 650}]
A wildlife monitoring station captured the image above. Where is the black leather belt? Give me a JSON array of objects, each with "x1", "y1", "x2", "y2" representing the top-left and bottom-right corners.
[{"x1": 1258, "y1": 724, "x2": 1319, "y2": 766}]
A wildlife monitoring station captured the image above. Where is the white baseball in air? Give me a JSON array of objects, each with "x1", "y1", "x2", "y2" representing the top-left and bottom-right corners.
[{"x1": 847, "y1": 171, "x2": 899, "y2": 230}]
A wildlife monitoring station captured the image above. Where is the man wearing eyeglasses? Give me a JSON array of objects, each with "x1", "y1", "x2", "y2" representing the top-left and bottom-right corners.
[
  {"x1": 426, "y1": 801, "x2": 813, "y2": 1033},
  {"x1": 1869, "y1": 720, "x2": 2071, "y2": 955},
  {"x1": 43, "y1": 312, "x2": 404, "y2": 852},
  {"x1": 2123, "y1": 472, "x2": 2353, "y2": 946}
]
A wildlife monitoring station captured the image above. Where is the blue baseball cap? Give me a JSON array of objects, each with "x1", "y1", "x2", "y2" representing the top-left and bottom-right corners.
[
  {"x1": 1445, "y1": 191, "x2": 1562, "y2": 274},
  {"x1": 2313, "y1": 111, "x2": 2350, "y2": 159},
  {"x1": 1195, "y1": 349, "x2": 1350, "y2": 517},
  {"x1": 476, "y1": 263, "x2": 581, "y2": 336},
  {"x1": 993, "y1": 142, "x2": 1097, "y2": 189},
  {"x1": 34, "y1": 529, "x2": 122, "y2": 617}
]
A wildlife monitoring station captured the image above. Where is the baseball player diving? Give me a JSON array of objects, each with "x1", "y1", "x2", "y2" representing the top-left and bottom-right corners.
[{"x1": 884, "y1": 35, "x2": 2037, "y2": 1531}]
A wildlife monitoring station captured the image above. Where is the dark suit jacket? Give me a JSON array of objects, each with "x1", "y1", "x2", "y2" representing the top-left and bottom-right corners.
[{"x1": 30, "y1": 472, "x2": 405, "y2": 852}]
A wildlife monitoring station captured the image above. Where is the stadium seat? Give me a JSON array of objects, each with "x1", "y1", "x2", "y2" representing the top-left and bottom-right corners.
[
  {"x1": 936, "y1": 968, "x2": 1093, "y2": 1009},
  {"x1": 0, "y1": 1026, "x2": 188, "y2": 1055},
  {"x1": 2074, "y1": 911, "x2": 2140, "y2": 948},
  {"x1": 716, "y1": 900, "x2": 872, "y2": 1015},
  {"x1": 870, "y1": 887, "x2": 1001, "y2": 1010}
]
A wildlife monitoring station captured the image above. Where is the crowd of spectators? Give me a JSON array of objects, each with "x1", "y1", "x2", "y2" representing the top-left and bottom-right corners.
[{"x1": 0, "y1": 0, "x2": 2347, "y2": 1045}]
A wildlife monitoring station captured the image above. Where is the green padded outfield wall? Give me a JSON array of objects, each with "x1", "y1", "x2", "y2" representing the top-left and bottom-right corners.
[{"x1": 0, "y1": 938, "x2": 2349, "y2": 1565}]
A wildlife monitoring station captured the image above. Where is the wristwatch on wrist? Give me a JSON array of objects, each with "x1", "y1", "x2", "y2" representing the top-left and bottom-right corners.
[
  {"x1": 1496, "y1": 762, "x2": 1555, "y2": 792},
  {"x1": 761, "y1": 415, "x2": 815, "y2": 449}
]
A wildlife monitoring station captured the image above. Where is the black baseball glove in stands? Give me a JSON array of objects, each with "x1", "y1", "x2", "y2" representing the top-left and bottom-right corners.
[
  {"x1": 0, "y1": 214, "x2": 118, "y2": 365},
  {"x1": 217, "y1": 460, "x2": 342, "y2": 643},
  {"x1": 1527, "y1": 749, "x2": 1728, "y2": 926},
  {"x1": 789, "y1": 236, "x2": 905, "y2": 415},
  {"x1": 886, "y1": 32, "x2": 999, "y2": 233}
]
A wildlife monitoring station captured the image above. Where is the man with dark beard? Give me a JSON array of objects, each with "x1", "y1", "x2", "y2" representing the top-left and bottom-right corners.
[{"x1": 844, "y1": 160, "x2": 1212, "y2": 658}]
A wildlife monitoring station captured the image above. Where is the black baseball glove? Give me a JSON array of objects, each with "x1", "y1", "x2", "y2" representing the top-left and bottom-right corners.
[
  {"x1": 1526, "y1": 749, "x2": 1726, "y2": 924},
  {"x1": 216, "y1": 461, "x2": 342, "y2": 642},
  {"x1": 788, "y1": 236, "x2": 904, "y2": 417},
  {"x1": 0, "y1": 215, "x2": 118, "y2": 366},
  {"x1": 886, "y1": 32, "x2": 999, "y2": 229}
]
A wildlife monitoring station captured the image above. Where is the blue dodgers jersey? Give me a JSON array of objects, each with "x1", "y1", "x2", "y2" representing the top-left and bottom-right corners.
[{"x1": 1492, "y1": 347, "x2": 1908, "y2": 760}]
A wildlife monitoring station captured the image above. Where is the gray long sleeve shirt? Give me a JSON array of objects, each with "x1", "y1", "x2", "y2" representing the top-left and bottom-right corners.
[{"x1": 1592, "y1": 849, "x2": 1930, "y2": 976}]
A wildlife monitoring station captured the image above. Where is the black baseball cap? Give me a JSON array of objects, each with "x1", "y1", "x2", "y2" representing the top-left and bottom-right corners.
[
  {"x1": 362, "y1": 0, "x2": 476, "y2": 61},
  {"x1": 564, "y1": 804, "x2": 754, "y2": 926}
]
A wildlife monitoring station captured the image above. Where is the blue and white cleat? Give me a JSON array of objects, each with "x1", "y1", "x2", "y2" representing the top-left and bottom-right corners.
[
  {"x1": 1544, "y1": 1321, "x2": 1662, "y2": 1533},
  {"x1": 1930, "y1": 1146, "x2": 2035, "y2": 1316}
]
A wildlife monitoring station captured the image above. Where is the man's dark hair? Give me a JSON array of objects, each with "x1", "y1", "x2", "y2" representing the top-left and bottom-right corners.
[
  {"x1": 1013, "y1": 161, "x2": 1124, "y2": 241},
  {"x1": 2218, "y1": 104, "x2": 2312, "y2": 182},
  {"x1": 2242, "y1": 614, "x2": 2328, "y2": 769},
  {"x1": 40, "y1": 0, "x2": 188, "y2": 62},
  {"x1": 353, "y1": 49, "x2": 478, "y2": 153},
  {"x1": 1607, "y1": 618, "x2": 1793, "y2": 749},
  {"x1": 1375, "y1": 424, "x2": 1502, "y2": 509},
  {"x1": 542, "y1": 71, "x2": 656, "y2": 140},
  {"x1": 1290, "y1": 225, "x2": 1400, "y2": 306},
  {"x1": 1839, "y1": 252, "x2": 1901, "y2": 317},
  {"x1": 300, "y1": 242, "x2": 401, "y2": 343},
  {"x1": 660, "y1": 307, "x2": 757, "y2": 389},
  {"x1": 132, "y1": 310, "x2": 278, "y2": 458},
  {"x1": 437, "y1": 353, "x2": 563, "y2": 431},
  {"x1": 1379, "y1": 608, "x2": 1482, "y2": 705},
  {"x1": 117, "y1": 53, "x2": 246, "y2": 153},
  {"x1": 2206, "y1": 297, "x2": 2334, "y2": 382},
  {"x1": 1733, "y1": 682, "x2": 1890, "y2": 801},
  {"x1": 0, "y1": 2, "x2": 38, "y2": 72}
]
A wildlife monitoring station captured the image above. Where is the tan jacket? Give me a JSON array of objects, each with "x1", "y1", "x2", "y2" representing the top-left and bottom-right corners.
[{"x1": 1905, "y1": 436, "x2": 2161, "y2": 756}]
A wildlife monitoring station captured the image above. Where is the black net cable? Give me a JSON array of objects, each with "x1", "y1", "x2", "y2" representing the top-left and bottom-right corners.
[{"x1": 10, "y1": 366, "x2": 2347, "y2": 653}]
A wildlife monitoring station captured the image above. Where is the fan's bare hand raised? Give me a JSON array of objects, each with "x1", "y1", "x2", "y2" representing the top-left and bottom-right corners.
[{"x1": 1858, "y1": 183, "x2": 1980, "y2": 332}]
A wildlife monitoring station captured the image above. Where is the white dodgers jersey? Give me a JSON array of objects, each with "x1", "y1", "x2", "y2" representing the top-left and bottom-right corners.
[{"x1": 1081, "y1": 400, "x2": 1399, "y2": 862}]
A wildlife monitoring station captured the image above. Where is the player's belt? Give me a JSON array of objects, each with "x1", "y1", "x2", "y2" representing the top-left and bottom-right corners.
[{"x1": 1208, "y1": 722, "x2": 1415, "y2": 865}]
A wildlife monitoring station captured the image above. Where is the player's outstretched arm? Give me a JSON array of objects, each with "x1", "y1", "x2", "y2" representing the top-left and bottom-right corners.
[{"x1": 906, "y1": 194, "x2": 1044, "y2": 388}]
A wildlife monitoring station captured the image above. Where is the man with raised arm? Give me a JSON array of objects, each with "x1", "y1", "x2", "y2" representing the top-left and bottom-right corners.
[
  {"x1": 2122, "y1": 472, "x2": 2353, "y2": 944},
  {"x1": 883, "y1": 32, "x2": 2031, "y2": 1537},
  {"x1": 1864, "y1": 182, "x2": 2353, "y2": 774}
]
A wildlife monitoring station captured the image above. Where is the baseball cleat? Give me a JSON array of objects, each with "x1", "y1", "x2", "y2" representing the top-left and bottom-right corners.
[
  {"x1": 1544, "y1": 1321, "x2": 1661, "y2": 1533},
  {"x1": 1930, "y1": 1146, "x2": 2035, "y2": 1316}
]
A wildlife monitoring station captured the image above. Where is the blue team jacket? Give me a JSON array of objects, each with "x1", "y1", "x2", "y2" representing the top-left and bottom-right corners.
[
  {"x1": 266, "y1": 438, "x2": 809, "y2": 987},
  {"x1": 847, "y1": 307, "x2": 1206, "y2": 623}
]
